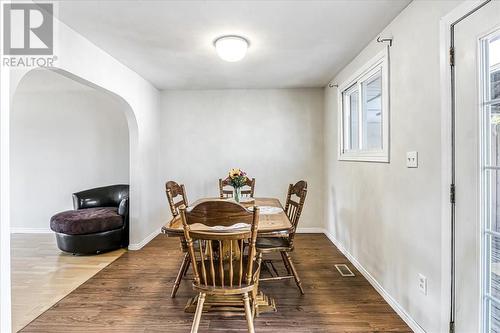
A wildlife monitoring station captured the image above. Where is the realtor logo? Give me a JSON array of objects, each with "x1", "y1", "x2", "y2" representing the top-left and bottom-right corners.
[{"x1": 3, "y1": 3, "x2": 53, "y2": 55}]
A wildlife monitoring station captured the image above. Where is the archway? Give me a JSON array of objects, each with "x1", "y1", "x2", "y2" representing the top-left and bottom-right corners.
[
  {"x1": 10, "y1": 66, "x2": 140, "y2": 233},
  {"x1": 9, "y1": 67, "x2": 138, "y2": 331}
]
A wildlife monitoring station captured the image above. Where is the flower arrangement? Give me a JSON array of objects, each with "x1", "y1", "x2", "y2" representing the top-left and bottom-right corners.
[
  {"x1": 228, "y1": 168, "x2": 247, "y2": 202},
  {"x1": 228, "y1": 168, "x2": 247, "y2": 187}
]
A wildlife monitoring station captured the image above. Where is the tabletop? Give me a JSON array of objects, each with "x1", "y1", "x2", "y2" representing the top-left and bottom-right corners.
[{"x1": 161, "y1": 197, "x2": 292, "y2": 236}]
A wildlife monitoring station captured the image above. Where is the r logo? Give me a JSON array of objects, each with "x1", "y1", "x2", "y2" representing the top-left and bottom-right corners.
[{"x1": 3, "y1": 3, "x2": 53, "y2": 55}]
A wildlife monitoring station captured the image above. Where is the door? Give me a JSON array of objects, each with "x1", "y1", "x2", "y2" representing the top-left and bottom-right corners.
[{"x1": 455, "y1": 1, "x2": 500, "y2": 332}]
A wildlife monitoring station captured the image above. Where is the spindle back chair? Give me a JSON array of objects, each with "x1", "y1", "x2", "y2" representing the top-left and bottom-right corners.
[
  {"x1": 166, "y1": 181, "x2": 188, "y2": 217},
  {"x1": 180, "y1": 200, "x2": 260, "y2": 333},
  {"x1": 219, "y1": 177, "x2": 256, "y2": 199},
  {"x1": 165, "y1": 180, "x2": 191, "y2": 298},
  {"x1": 284, "y1": 180, "x2": 307, "y2": 247},
  {"x1": 256, "y1": 180, "x2": 307, "y2": 295}
]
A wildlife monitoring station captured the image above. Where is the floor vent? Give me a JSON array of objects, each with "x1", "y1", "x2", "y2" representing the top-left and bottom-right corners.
[{"x1": 335, "y1": 264, "x2": 355, "y2": 277}]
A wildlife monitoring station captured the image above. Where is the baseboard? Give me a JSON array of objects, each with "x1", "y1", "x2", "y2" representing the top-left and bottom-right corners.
[
  {"x1": 11, "y1": 226, "x2": 161, "y2": 251},
  {"x1": 322, "y1": 228, "x2": 424, "y2": 333},
  {"x1": 296, "y1": 227, "x2": 325, "y2": 233},
  {"x1": 10, "y1": 227, "x2": 52, "y2": 234},
  {"x1": 128, "y1": 227, "x2": 161, "y2": 251}
]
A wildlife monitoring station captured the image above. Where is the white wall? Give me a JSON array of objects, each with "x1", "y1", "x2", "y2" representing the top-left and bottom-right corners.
[
  {"x1": 3, "y1": 12, "x2": 163, "y2": 331},
  {"x1": 160, "y1": 89, "x2": 324, "y2": 229},
  {"x1": 11, "y1": 73, "x2": 129, "y2": 232},
  {"x1": 324, "y1": 1, "x2": 460, "y2": 332},
  {"x1": 7, "y1": 13, "x2": 164, "y2": 247}
]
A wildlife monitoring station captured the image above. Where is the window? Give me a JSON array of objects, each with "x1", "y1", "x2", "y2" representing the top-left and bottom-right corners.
[{"x1": 338, "y1": 49, "x2": 389, "y2": 162}]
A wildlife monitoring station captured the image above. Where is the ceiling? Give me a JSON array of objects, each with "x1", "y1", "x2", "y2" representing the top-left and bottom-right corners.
[{"x1": 54, "y1": 1, "x2": 411, "y2": 90}]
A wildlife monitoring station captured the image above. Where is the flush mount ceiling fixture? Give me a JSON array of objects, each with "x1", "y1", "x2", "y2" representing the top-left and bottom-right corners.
[{"x1": 214, "y1": 35, "x2": 249, "y2": 62}]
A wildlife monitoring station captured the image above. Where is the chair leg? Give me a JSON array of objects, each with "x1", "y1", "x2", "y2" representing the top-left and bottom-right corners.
[
  {"x1": 171, "y1": 253, "x2": 190, "y2": 298},
  {"x1": 183, "y1": 258, "x2": 191, "y2": 277},
  {"x1": 255, "y1": 252, "x2": 263, "y2": 294},
  {"x1": 191, "y1": 292, "x2": 205, "y2": 333},
  {"x1": 243, "y1": 292, "x2": 255, "y2": 333},
  {"x1": 254, "y1": 252, "x2": 263, "y2": 317},
  {"x1": 250, "y1": 293, "x2": 256, "y2": 319},
  {"x1": 283, "y1": 252, "x2": 304, "y2": 295},
  {"x1": 280, "y1": 252, "x2": 292, "y2": 275}
]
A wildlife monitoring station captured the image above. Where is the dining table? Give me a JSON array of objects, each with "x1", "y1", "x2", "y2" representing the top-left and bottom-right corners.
[{"x1": 161, "y1": 197, "x2": 292, "y2": 315}]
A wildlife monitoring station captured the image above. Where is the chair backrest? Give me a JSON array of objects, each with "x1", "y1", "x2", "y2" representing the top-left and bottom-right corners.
[
  {"x1": 219, "y1": 177, "x2": 256, "y2": 199},
  {"x1": 72, "y1": 184, "x2": 129, "y2": 210},
  {"x1": 180, "y1": 200, "x2": 260, "y2": 289},
  {"x1": 165, "y1": 181, "x2": 188, "y2": 217},
  {"x1": 285, "y1": 180, "x2": 307, "y2": 243}
]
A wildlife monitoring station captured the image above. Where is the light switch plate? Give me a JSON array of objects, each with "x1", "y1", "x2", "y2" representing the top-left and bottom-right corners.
[{"x1": 406, "y1": 151, "x2": 418, "y2": 168}]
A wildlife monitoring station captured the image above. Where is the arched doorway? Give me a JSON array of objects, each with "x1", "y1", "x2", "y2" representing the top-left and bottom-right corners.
[{"x1": 9, "y1": 67, "x2": 137, "y2": 331}]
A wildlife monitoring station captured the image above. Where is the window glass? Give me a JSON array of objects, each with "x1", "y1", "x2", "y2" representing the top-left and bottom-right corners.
[
  {"x1": 343, "y1": 87, "x2": 359, "y2": 151},
  {"x1": 362, "y1": 70, "x2": 383, "y2": 150},
  {"x1": 348, "y1": 90, "x2": 359, "y2": 150}
]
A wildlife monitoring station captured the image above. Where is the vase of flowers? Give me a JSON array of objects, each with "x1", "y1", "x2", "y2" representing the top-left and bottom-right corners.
[{"x1": 228, "y1": 168, "x2": 247, "y2": 203}]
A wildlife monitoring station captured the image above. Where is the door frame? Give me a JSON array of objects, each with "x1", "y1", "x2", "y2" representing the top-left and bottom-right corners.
[
  {"x1": 0, "y1": 2, "x2": 12, "y2": 332},
  {"x1": 439, "y1": 1, "x2": 492, "y2": 332}
]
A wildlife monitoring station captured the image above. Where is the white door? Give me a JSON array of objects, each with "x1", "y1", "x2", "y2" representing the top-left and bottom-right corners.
[{"x1": 455, "y1": 1, "x2": 500, "y2": 332}]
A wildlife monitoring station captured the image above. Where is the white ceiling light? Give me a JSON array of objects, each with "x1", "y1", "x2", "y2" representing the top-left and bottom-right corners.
[{"x1": 214, "y1": 35, "x2": 249, "y2": 62}]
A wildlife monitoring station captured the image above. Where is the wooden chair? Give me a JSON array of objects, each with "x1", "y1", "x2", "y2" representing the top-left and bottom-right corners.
[
  {"x1": 219, "y1": 177, "x2": 256, "y2": 198},
  {"x1": 180, "y1": 200, "x2": 260, "y2": 333},
  {"x1": 165, "y1": 181, "x2": 190, "y2": 298},
  {"x1": 256, "y1": 180, "x2": 307, "y2": 295}
]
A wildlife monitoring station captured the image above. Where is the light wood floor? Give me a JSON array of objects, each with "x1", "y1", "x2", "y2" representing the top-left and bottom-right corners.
[
  {"x1": 20, "y1": 234, "x2": 411, "y2": 332},
  {"x1": 11, "y1": 234, "x2": 125, "y2": 332}
]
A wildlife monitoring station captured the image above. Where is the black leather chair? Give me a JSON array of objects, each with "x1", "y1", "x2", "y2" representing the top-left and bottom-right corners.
[{"x1": 50, "y1": 184, "x2": 129, "y2": 254}]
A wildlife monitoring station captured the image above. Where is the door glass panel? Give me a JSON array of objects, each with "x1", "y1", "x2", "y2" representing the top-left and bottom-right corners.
[
  {"x1": 362, "y1": 70, "x2": 382, "y2": 150},
  {"x1": 490, "y1": 36, "x2": 500, "y2": 100},
  {"x1": 489, "y1": 106, "x2": 500, "y2": 167},
  {"x1": 489, "y1": 232, "x2": 500, "y2": 301},
  {"x1": 486, "y1": 145, "x2": 500, "y2": 333},
  {"x1": 484, "y1": 31, "x2": 500, "y2": 333},
  {"x1": 484, "y1": 296, "x2": 500, "y2": 333}
]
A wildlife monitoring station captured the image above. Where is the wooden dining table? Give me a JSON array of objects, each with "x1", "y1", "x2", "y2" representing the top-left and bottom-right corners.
[{"x1": 161, "y1": 197, "x2": 292, "y2": 315}]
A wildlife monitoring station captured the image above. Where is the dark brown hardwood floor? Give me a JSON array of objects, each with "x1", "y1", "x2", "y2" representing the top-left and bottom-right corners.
[{"x1": 21, "y1": 234, "x2": 411, "y2": 333}]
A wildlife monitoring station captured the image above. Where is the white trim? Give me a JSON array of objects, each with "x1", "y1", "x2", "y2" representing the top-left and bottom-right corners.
[
  {"x1": 296, "y1": 227, "x2": 325, "y2": 233},
  {"x1": 338, "y1": 48, "x2": 390, "y2": 163},
  {"x1": 0, "y1": 1, "x2": 12, "y2": 331},
  {"x1": 128, "y1": 227, "x2": 161, "y2": 250},
  {"x1": 10, "y1": 227, "x2": 52, "y2": 234},
  {"x1": 438, "y1": 2, "x2": 489, "y2": 332},
  {"x1": 321, "y1": 229, "x2": 425, "y2": 333}
]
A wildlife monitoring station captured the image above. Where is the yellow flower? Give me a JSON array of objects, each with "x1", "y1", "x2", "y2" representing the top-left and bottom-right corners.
[{"x1": 229, "y1": 168, "x2": 240, "y2": 179}]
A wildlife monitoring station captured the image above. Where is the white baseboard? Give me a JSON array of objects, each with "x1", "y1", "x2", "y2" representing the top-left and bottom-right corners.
[
  {"x1": 321, "y1": 228, "x2": 424, "y2": 333},
  {"x1": 11, "y1": 226, "x2": 162, "y2": 251},
  {"x1": 10, "y1": 227, "x2": 52, "y2": 234},
  {"x1": 296, "y1": 227, "x2": 325, "y2": 233},
  {"x1": 128, "y1": 227, "x2": 161, "y2": 251}
]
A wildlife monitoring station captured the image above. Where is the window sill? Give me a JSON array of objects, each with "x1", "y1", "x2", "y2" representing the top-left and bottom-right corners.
[{"x1": 338, "y1": 152, "x2": 389, "y2": 163}]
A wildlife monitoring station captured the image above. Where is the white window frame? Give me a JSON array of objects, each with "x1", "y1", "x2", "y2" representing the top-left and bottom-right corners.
[{"x1": 338, "y1": 48, "x2": 390, "y2": 162}]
